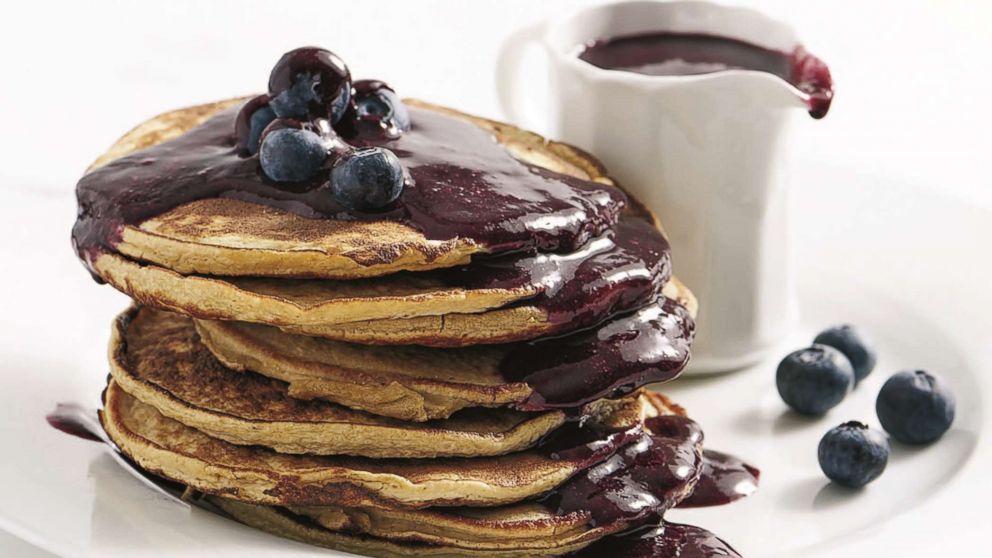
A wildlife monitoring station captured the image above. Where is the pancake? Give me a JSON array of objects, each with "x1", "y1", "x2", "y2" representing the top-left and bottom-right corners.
[
  {"x1": 210, "y1": 405, "x2": 703, "y2": 556},
  {"x1": 289, "y1": 502, "x2": 609, "y2": 552},
  {"x1": 88, "y1": 205, "x2": 676, "y2": 337},
  {"x1": 90, "y1": 252, "x2": 689, "y2": 348},
  {"x1": 100, "y1": 382, "x2": 679, "y2": 508},
  {"x1": 194, "y1": 312, "x2": 518, "y2": 422},
  {"x1": 213, "y1": 498, "x2": 597, "y2": 557},
  {"x1": 91, "y1": 251, "x2": 534, "y2": 326},
  {"x1": 194, "y1": 313, "x2": 523, "y2": 421},
  {"x1": 83, "y1": 100, "x2": 618, "y2": 280},
  {"x1": 283, "y1": 277, "x2": 696, "y2": 347},
  {"x1": 109, "y1": 305, "x2": 601, "y2": 457}
]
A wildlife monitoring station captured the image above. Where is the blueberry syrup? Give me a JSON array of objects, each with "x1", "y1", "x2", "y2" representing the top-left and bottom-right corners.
[
  {"x1": 447, "y1": 216, "x2": 671, "y2": 328},
  {"x1": 570, "y1": 522, "x2": 742, "y2": 557},
  {"x1": 436, "y1": 213, "x2": 691, "y2": 411},
  {"x1": 545, "y1": 415, "x2": 703, "y2": 527},
  {"x1": 72, "y1": 104, "x2": 625, "y2": 275},
  {"x1": 535, "y1": 416, "x2": 756, "y2": 557},
  {"x1": 579, "y1": 31, "x2": 833, "y2": 118},
  {"x1": 45, "y1": 403, "x2": 101, "y2": 442},
  {"x1": 504, "y1": 297, "x2": 694, "y2": 411},
  {"x1": 678, "y1": 449, "x2": 760, "y2": 508}
]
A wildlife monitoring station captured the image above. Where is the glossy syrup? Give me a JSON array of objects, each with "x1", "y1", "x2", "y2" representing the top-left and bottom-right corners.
[
  {"x1": 437, "y1": 209, "x2": 691, "y2": 412},
  {"x1": 545, "y1": 415, "x2": 703, "y2": 526},
  {"x1": 72, "y1": 105, "x2": 626, "y2": 273},
  {"x1": 571, "y1": 522, "x2": 742, "y2": 557},
  {"x1": 503, "y1": 297, "x2": 694, "y2": 411},
  {"x1": 579, "y1": 31, "x2": 833, "y2": 118},
  {"x1": 448, "y1": 216, "x2": 671, "y2": 328},
  {"x1": 537, "y1": 415, "x2": 756, "y2": 557},
  {"x1": 678, "y1": 449, "x2": 760, "y2": 508},
  {"x1": 45, "y1": 403, "x2": 101, "y2": 442}
]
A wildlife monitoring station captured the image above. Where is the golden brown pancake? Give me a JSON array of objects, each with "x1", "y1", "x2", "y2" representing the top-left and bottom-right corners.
[
  {"x1": 192, "y1": 282, "x2": 696, "y2": 421},
  {"x1": 93, "y1": 250, "x2": 694, "y2": 346},
  {"x1": 281, "y1": 277, "x2": 697, "y2": 347},
  {"x1": 288, "y1": 502, "x2": 616, "y2": 553},
  {"x1": 108, "y1": 305, "x2": 593, "y2": 457},
  {"x1": 213, "y1": 498, "x2": 597, "y2": 557},
  {"x1": 89, "y1": 100, "x2": 616, "y2": 280},
  {"x1": 92, "y1": 251, "x2": 534, "y2": 326},
  {"x1": 194, "y1": 314, "x2": 525, "y2": 422},
  {"x1": 101, "y1": 382, "x2": 678, "y2": 508}
]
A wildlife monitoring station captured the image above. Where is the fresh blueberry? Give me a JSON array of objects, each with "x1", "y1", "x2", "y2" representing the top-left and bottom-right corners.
[
  {"x1": 814, "y1": 324, "x2": 877, "y2": 383},
  {"x1": 876, "y1": 370, "x2": 955, "y2": 444},
  {"x1": 352, "y1": 80, "x2": 411, "y2": 137},
  {"x1": 259, "y1": 128, "x2": 327, "y2": 183},
  {"x1": 330, "y1": 147, "x2": 405, "y2": 211},
  {"x1": 244, "y1": 105, "x2": 276, "y2": 155},
  {"x1": 234, "y1": 95, "x2": 277, "y2": 155},
  {"x1": 818, "y1": 421, "x2": 889, "y2": 488},
  {"x1": 776, "y1": 345, "x2": 854, "y2": 415},
  {"x1": 270, "y1": 73, "x2": 321, "y2": 119},
  {"x1": 268, "y1": 47, "x2": 351, "y2": 122}
]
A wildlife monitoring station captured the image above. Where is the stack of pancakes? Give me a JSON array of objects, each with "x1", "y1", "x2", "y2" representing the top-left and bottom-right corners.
[{"x1": 79, "y1": 99, "x2": 707, "y2": 557}]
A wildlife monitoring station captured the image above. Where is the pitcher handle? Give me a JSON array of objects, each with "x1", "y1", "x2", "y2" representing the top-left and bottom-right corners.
[{"x1": 495, "y1": 20, "x2": 549, "y2": 129}]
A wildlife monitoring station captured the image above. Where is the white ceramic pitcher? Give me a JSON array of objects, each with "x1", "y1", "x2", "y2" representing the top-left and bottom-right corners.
[{"x1": 496, "y1": 1, "x2": 831, "y2": 374}]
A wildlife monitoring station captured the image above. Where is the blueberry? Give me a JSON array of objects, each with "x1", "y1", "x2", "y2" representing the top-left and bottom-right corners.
[
  {"x1": 270, "y1": 73, "x2": 321, "y2": 119},
  {"x1": 814, "y1": 324, "x2": 877, "y2": 383},
  {"x1": 776, "y1": 345, "x2": 854, "y2": 415},
  {"x1": 268, "y1": 47, "x2": 351, "y2": 123},
  {"x1": 352, "y1": 80, "x2": 411, "y2": 137},
  {"x1": 818, "y1": 421, "x2": 889, "y2": 488},
  {"x1": 259, "y1": 128, "x2": 327, "y2": 183},
  {"x1": 330, "y1": 147, "x2": 405, "y2": 211},
  {"x1": 234, "y1": 95, "x2": 277, "y2": 155},
  {"x1": 245, "y1": 106, "x2": 276, "y2": 155},
  {"x1": 876, "y1": 370, "x2": 955, "y2": 444}
]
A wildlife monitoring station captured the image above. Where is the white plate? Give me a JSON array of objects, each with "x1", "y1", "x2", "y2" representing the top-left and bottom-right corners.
[{"x1": 0, "y1": 159, "x2": 988, "y2": 557}]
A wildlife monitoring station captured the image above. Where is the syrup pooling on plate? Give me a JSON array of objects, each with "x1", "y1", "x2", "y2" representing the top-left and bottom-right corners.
[
  {"x1": 503, "y1": 297, "x2": 694, "y2": 411},
  {"x1": 72, "y1": 104, "x2": 626, "y2": 274},
  {"x1": 579, "y1": 31, "x2": 833, "y2": 118},
  {"x1": 678, "y1": 449, "x2": 760, "y2": 508},
  {"x1": 45, "y1": 403, "x2": 101, "y2": 442}
]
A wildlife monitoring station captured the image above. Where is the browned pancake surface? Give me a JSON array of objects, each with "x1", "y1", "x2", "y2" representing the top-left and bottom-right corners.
[
  {"x1": 214, "y1": 498, "x2": 601, "y2": 557},
  {"x1": 101, "y1": 382, "x2": 677, "y2": 508},
  {"x1": 109, "y1": 306, "x2": 569, "y2": 458},
  {"x1": 194, "y1": 315, "x2": 527, "y2": 421}
]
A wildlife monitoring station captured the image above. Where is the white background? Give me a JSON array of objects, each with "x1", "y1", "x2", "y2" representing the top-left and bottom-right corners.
[
  {"x1": 1, "y1": 0, "x2": 989, "y2": 206},
  {"x1": 0, "y1": 1, "x2": 989, "y2": 556}
]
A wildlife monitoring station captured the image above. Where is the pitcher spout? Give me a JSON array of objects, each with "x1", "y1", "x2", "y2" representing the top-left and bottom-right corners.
[
  {"x1": 756, "y1": 45, "x2": 833, "y2": 119},
  {"x1": 790, "y1": 47, "x2": 833, "y2": 118}
]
